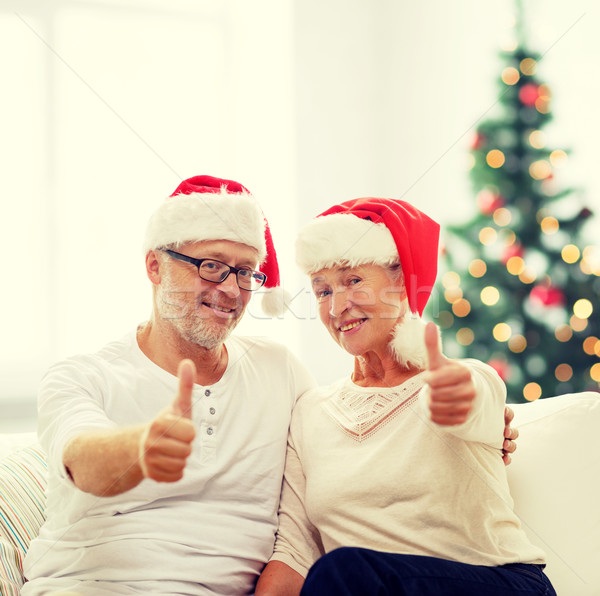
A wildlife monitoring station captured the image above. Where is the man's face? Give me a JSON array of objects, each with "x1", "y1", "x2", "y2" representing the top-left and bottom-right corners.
[{"x1": 155, "y1": 239, "x2": 259, "y2": 349}]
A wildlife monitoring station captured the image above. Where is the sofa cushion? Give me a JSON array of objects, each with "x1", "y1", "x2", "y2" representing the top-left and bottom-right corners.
[
  {"x1": 508, "y1": 392, "x2": 600, "y2": 596},
  {"x1": 0, "y1": 444, "x2": 47, "y2": 595}
]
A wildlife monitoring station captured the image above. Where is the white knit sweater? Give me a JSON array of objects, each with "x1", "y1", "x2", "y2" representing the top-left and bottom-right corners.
[{"x1": 270, "y1": 359, "x2": 546, "y2": 576}]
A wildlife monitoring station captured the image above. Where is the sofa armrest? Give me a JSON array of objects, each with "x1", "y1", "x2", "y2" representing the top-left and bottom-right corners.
[{"x1": 508, "y1": 392, "x2": 600, "y2": 596}]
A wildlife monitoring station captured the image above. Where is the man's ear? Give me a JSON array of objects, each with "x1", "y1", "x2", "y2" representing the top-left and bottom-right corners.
[{"x1": 145, "y1": 250, "x2": 162, "y2": 285}]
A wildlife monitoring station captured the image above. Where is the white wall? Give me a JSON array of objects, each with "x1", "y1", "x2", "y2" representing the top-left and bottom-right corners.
[{"x1": 1, "y1": 0, "x2": 598, "y2": 428}]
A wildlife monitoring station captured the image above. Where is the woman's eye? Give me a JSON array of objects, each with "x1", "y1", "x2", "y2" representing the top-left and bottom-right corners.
[
  {"x1": 315, "y1": 288, "x2": 331, "y2": 299},
  {"x1": 348, "y1": 277, "x2": 361, "y2": 286}
]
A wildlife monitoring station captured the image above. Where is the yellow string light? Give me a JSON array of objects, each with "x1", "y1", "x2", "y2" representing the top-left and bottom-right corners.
[
  {"x1": 480, "y1": 286, "x2": 500, "y2": 306},
  {"x1": 479, "y1": 227, "x2": 497, "y2": 245},
  {"x1": 540, "y1": 216, "x2": 559, "y2": 234},
  {"x1": 493, "y1": 323, "x2": 511, "y2": 342},
  {"x1": 520, "y1": 58, "x2": 537, "y2": 75},
  {"x1": 442, "y1": 271, "x2": 461, "y2": 288},
  {"x1": 561, "y1": 244, "x2": 580, "y2": 264},
  {"x1": 528, "y1": 130, "x2": 545, "y2": 148},
  {"x1": 523, "y1": 382, "x2": 542, "y2": 401},
  {"x1": 508, "y1": 334, "x2": 527, "y2": 353},
  {"x1": 570, "y1": 315, "x2": 588, "y2": 332},
  {"x1": 529, "y1": 160, "x2": 552, "y2": 180},
  {"x1": 501, "y1": 67, "x2": 520, "y2": 85},
  {"x1": 518, "y1": 268, "x2": 537, "y2": 284},
  {"x1": 549, "y1": 150, "x2": 568, "y2": 166},
  {"x1": 555, "y1": 324, "x2": 572, "y2": 342},
  {"x1": 452, "y1": 299, "x2": 471, "y2": 318},
  {"x1": 493, "y1": 208, "x2": 511, "y2": 226},
  {"x1": 456, "y1": 328, "x2": 475, "y2": 346},
  {"x1": 444, "y1": 287, "x2": 463, "y2": 304},
  {"x1": 573, "y1": 299, "x2": 593, "y2": 319},
  {"x1": 555, "y1": 363, "x2": 573, "y2": 382},
  {"x1": 590, "y1": 363, "x2": 600, "y2": 383},
  {"x1": 468, "y1": 259, "x2": 487, "y2": 278},
  {"x1": 506, "y1": 256, "x2": 525, "y2": 275},
  {"x1": 486, "y1": 150, "x2": 505, "y2": 168},
  {"x1": 582, "y1": 336, "x2": 599, "y2": 355}
]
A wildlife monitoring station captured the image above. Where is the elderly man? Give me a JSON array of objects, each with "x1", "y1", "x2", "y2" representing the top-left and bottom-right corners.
[{"x1": 22, "y1": 175, "x2": 316, "y2": 596}]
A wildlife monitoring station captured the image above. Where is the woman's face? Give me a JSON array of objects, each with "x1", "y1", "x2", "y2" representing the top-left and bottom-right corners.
[{"x1": 311, "y1": 263, "x2": 407, "y2": 357}]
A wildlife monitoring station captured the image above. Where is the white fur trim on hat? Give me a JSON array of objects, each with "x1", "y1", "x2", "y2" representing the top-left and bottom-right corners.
[
  {"x1": 143, "y1": 188, "x2": 267, "y2": 261},
  {"x1": 296, "y1": 213, "x2": 398, "y2": 274},
  {"x1": 390, "y1": 314, "x2": 440, "y2": 370}
]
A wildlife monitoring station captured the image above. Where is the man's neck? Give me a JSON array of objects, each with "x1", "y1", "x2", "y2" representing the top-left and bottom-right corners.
[{"x1": 137, "y1": 321, "x2": 229, "y2": 386}]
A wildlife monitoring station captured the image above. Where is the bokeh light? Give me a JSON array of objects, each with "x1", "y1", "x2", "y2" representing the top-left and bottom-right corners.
[
  {"x1": 501, "y1": 67, "x2": 520, "y2": 85},
  {"x1": 486, "y1": 150, "x2": 505, "y2": 168},
  {"x1": 493, "y1": 208, "x2": 512, "y2": 226},
  {"x1": 528, "y1": 130, "x2": 545, "y2": 148},
  {"x1": 468, "y1": 259, "x2": 487, "y2": 278},
  {"x1": 583, "y1": 336, "x2": 599, "y2": 355},
  {"x1": 479, "y1": 227, "x2": 498, "y2": 245},
  {"x1": 456, "y1": 328, "x2": 475, "y2": 346},
  {"x1": 554, "y1": 324, "x2": 572, "y2": 342},
  {"x1": 573, "y1": 299, "x2": 593, "y2": 319},
  {"x1": 452, "y1": 299, "x2": 471, "y2": 317},
  {"x1": 540, "y1": 216, "x2": 559, "y2": 234},
  {"x1": 493, "y1": 323, "x2": 511, "y2": 342},
  {"x1": 570, "y1": 315, "x2": 588, "y2": 332},
  {"x1": 549, "y1": 150, "x2": 568, "y2": 166},
  {"x1": 508, "y1": 334, "x2": 527, "y2": 353},
  {"x1": 481, "y1": 286, "x2": 500, "y2": 305},
  {"x1": 561, "y1": 244, "x2": 580, "y2": 264},
  {"x1": 555, "y1": 364, "x2": 573, "y2": 382},
  {"x1": 529, "y1": 160, "x2": 551, "y2": 180},
  {"x1": 442, "y1": 271, "x2": 461, "y2": 288},
  {"x1": 520, "y1": 58, "x2": 537, "y2": 75},
  {"x1": 523, "y1": 382, "x2": 542, "y2": 401},
  {"x1": 506, "y1": 256, "x2": 525, "y2": 275},
  {"x1": 444, "y1": 287, "x2": 463, "y2": 304}
]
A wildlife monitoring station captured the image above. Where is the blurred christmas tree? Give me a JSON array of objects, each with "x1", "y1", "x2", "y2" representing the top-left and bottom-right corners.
[{"x1": 432, "y1": 5, "x2": 600, "y2": 402}]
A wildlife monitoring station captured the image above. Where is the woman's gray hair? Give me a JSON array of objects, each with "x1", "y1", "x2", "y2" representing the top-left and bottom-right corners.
[{"x1": 386, "y1": 262, "x2": 405, "y2": 285}]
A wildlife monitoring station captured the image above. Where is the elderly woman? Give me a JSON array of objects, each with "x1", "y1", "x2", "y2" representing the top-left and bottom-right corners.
[{"x1": 256, "y1": 198, "x2": 555, "y2": 595}]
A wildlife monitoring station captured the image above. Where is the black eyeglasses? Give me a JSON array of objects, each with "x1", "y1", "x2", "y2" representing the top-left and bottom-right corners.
[{"x1": 163, "y1": 249, "x2": 267, "y2": 292}]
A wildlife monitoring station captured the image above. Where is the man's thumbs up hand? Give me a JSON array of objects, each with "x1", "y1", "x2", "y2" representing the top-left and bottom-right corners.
[
  {"x1": 171, "y1": 359, "x2": 195, "y2": 419},
  {"x1": 138, "y1": 360, "x2": 197, "y2": 482},
  {"x1": 423, "y1": 322, "x2": 476, "y2": 426}
]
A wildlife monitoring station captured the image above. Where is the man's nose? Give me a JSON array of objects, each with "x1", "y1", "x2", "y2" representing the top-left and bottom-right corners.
[{"x1": 217, "y1": 272, "x2": 241, "y2": 297}]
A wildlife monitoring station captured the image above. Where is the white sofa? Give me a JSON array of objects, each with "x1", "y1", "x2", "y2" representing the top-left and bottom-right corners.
[{"x1": 1, "y1": 392, "x2": 599, "y2": 595}]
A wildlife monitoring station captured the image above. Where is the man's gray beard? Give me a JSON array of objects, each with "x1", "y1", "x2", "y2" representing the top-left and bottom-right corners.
[{"x1": 156, "y1": 279, "x2": 241, "y2": 350}]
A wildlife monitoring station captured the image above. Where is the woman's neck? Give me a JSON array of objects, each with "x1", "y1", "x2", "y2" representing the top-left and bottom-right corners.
[{"x1": 351, "y1": 350, "x2": 421, "y2": 388}]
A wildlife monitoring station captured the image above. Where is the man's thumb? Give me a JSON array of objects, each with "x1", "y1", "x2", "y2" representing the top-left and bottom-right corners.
[
  {"x1": 172, "y1": 359, "x2": 196, "y2": 419},
  {"x1": 425, "y1": 322, "x2": 444, "y2": 371}
]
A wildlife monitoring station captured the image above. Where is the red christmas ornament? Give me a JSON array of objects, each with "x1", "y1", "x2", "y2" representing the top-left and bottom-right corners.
[
  {"x1": 487, "y1": 358, "x2": 510, "y2": 381},
  {"x1": 471, "y1": 132, "x2": 487, "y2": 150},
  {"x1": 519, "y1": 83, "x2": 540, "y2": 107},
  {"x1": 501, "y1": 243, "x2": 524, "y2": 264},
  {"x1": 529, "y1": 285, "x2": 565, "y2": 308},
  {"x1": 477, "y1": 190, "x2": 505, "y2": 215}
]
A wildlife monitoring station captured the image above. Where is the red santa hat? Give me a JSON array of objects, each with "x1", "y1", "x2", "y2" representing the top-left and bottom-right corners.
[
  {"x1": 295, "y1": 197, "x2": 440, "y2": 316},
  {"x1": 296, "y1": 197, "x2": 441, "y2": 368},
  {"x1": 144, "y1": 175, "x2": 288, "y2": 316}
]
